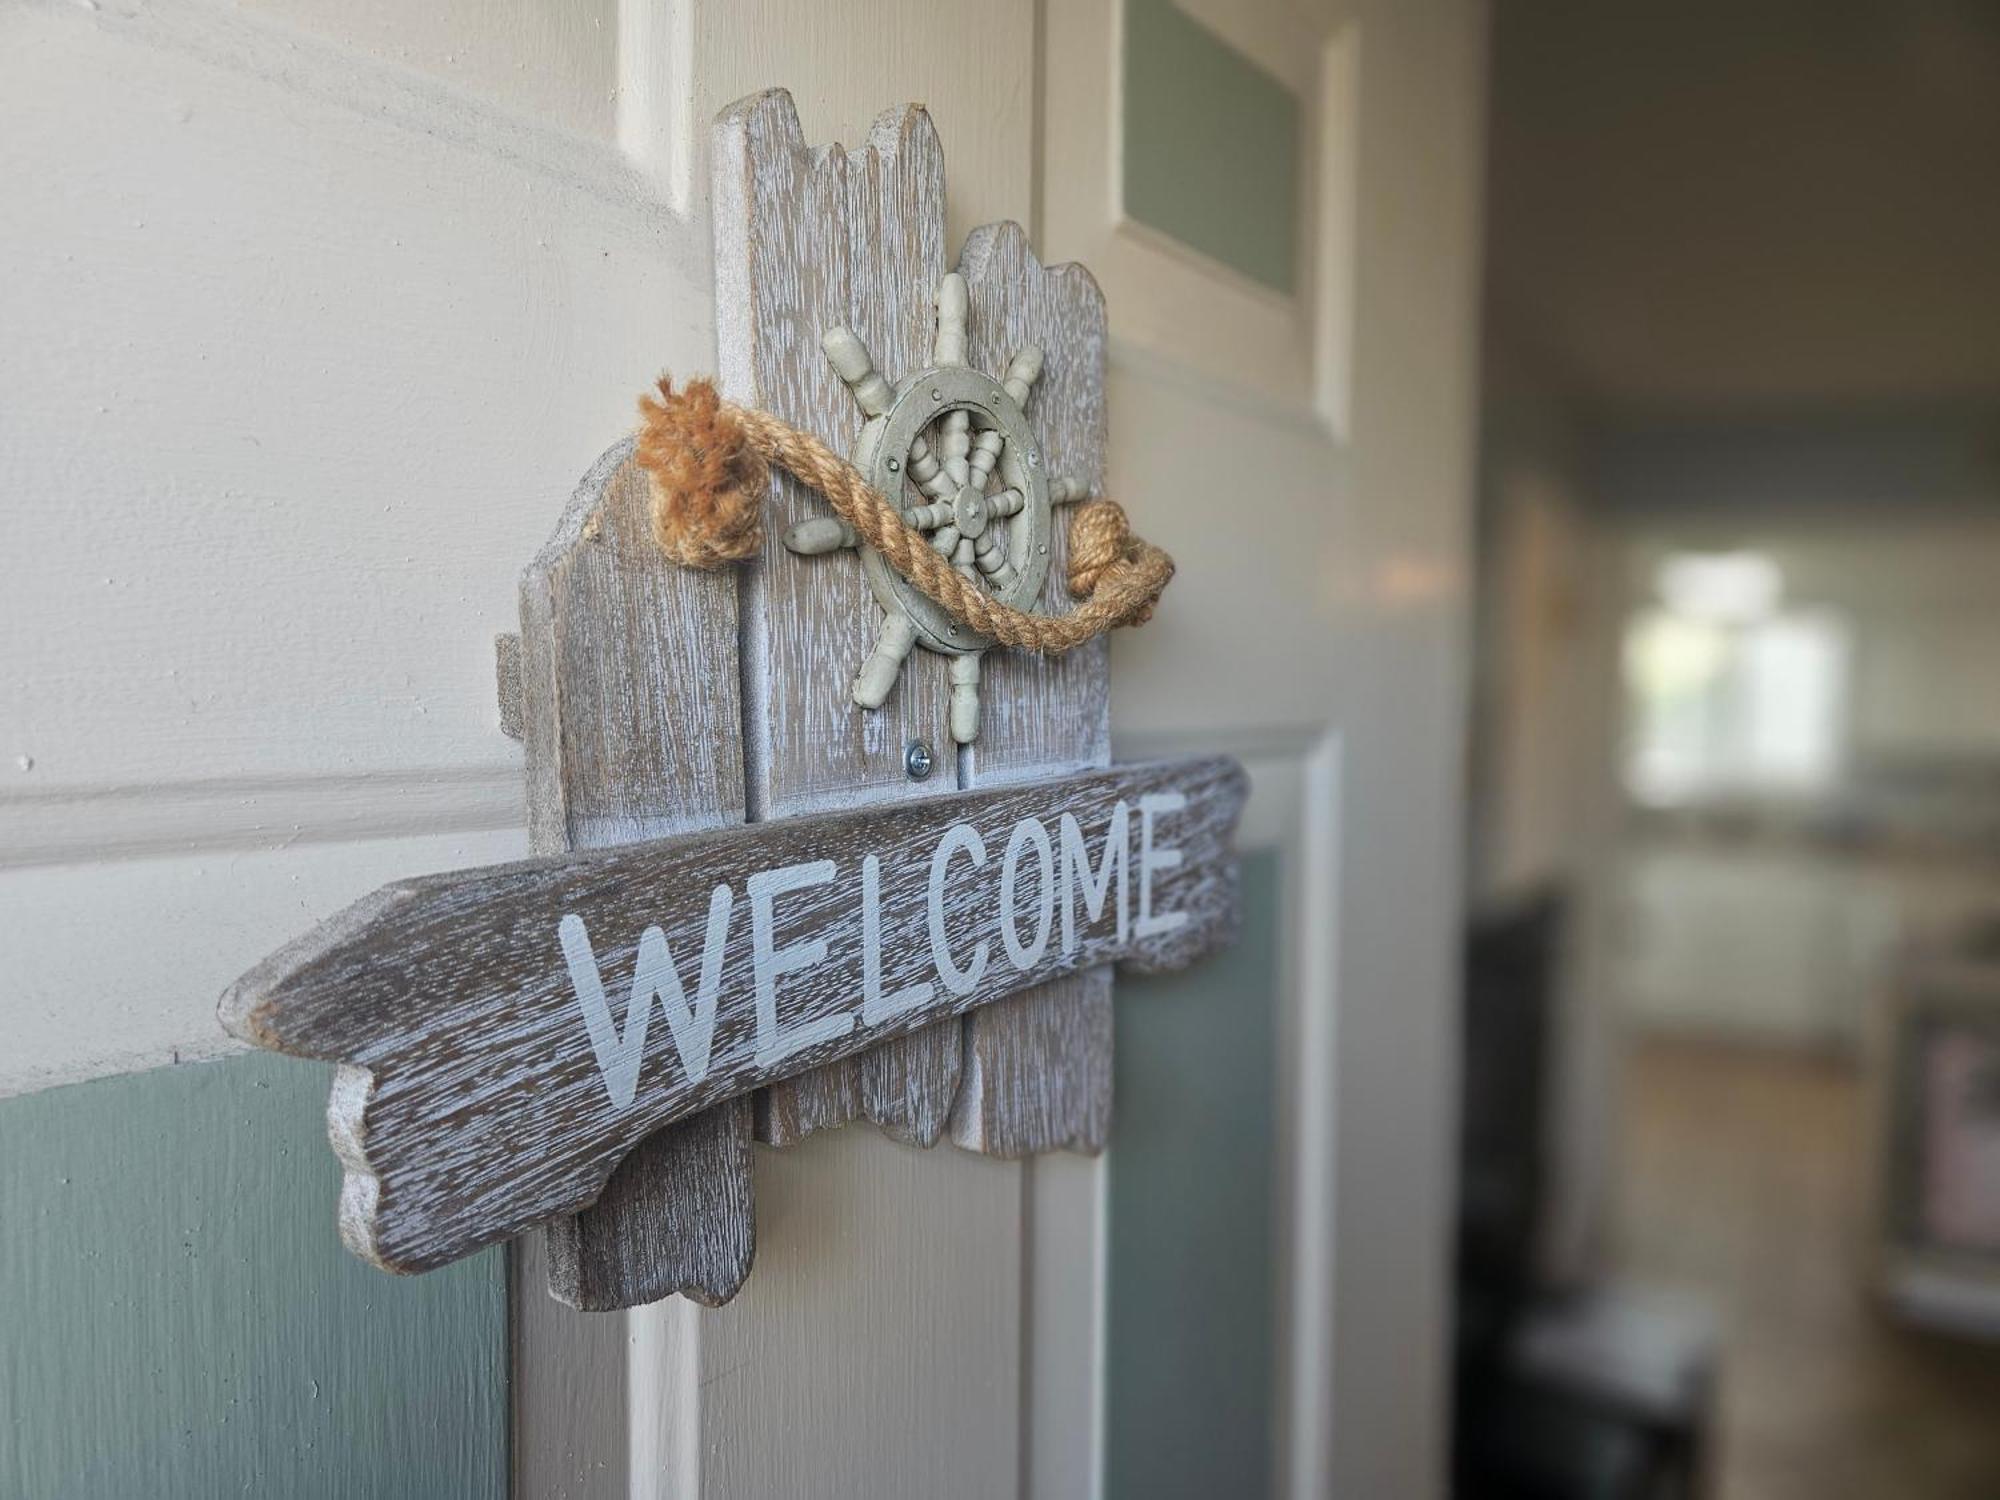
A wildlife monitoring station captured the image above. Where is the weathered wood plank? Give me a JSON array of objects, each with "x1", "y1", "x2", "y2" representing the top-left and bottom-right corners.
[
  {"x1": 516, "y1": 439, "x2": 755, "y2": 1309},
  {"x1": 953, "y1": 221, "x2": 1118, "y2": 1156},
  {"x1": 221, "y1": 757, "x2": 1246, "y2": 1275},
  {"x1": 714, "y1": 89, "x2": 964, "y2": 1146}
]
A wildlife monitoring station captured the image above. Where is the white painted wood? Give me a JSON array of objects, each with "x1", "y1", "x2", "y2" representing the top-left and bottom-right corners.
[
  {"x1": 0, "y1": 0, "x2": 708, "y2": 1095},
  {"x1": 620, "y1": 0, "x2": 1036, "y2": 251},
  {"x1": 675, "y1": 1127, "x2": 1025, "y2": 1500},
  {"x1": 1, "y1": 1, "x2": 710, "y2": 798},
  {"x1": 0, "y1": 826, "x2": 526, "y2": 1098},
  {"x1": 239, "y1": 0, "x2": 621, "y2": 138}
]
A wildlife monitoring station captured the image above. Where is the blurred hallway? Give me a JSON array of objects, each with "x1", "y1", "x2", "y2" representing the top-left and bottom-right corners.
[{"x1": 1613, "y1": 1040, "x2": 2000, "y2": 1500}]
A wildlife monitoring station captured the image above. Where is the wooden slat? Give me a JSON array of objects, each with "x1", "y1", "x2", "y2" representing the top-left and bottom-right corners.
[
  {"x1": 220, "y1": 757, "x2": 1246, "y2": 1275},
  {"x1": 714, "y1": 89, "x2": 965, "y2": 1148},
  {"x1": 516, "y1": 439, "x2": 755, "y2": 1309},
  {"x1": 953, "y1": 223, "x2": 1118, "y2": 1156}
]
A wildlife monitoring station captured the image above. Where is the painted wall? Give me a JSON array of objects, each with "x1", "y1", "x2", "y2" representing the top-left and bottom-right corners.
[{"x1": 0, "y1": 1053, "x2": 507, "y2": 1499}]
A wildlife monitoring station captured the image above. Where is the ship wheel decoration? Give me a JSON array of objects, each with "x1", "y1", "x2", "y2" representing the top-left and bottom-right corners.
[{"x1": 781, "y1": 270, "x2": 1090, "y2": 746}]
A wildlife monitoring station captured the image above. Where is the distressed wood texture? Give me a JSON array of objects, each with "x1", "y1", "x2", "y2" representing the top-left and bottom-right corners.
[
  {"x1": 714, "y1": 89, "x2": 1119, "y2": 1159},
  {"x1": 955, "y1": 221, "x2": 1117, "y2": 1156},
  {"x1": 714, "y1": 90, "x2": 966, "y2": 1148},
  {"x1": 516, "y1": 438, "x2": 755, "y2": 1310},
  {"x1": 220, "y1": 757, "x2": 1246, "y2": 1276}
]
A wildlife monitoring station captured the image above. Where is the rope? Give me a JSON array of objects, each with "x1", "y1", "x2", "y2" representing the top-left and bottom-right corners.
[{"x1": 635, "y1": 377, "x2": 1175, "y2": 656}]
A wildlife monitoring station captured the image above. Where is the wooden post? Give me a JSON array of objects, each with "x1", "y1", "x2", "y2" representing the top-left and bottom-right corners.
[
  {"x1": 953, "y1": 221, "x2": 1115, "y2": 1156},
  {"x1": 714, "y1": 90, "x2": 1117, "y2": 1162},
  {"x1": 714, "y1": 92, "x2": 967, "y2": 1148},
  {"x1": 517, "y1": 441, "x2": 756, "y2": 1309}
]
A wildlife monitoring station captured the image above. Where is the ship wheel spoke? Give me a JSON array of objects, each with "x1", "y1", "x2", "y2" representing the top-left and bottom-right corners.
[
  {"x1": 940, "y1": 409, "x2": 972, "y2": 486},
  {"x1": 822, "y1": 328, "x2": 894, "y2": 418},
  {"x1": 974, "y1": 528, "x2": 1020, "y2": 594},
  {"x1": 949, "y1": 653, "x2": 981, "y2": 746},
  {"x1": 989, "y1": 487, "x2": 1026, "y2": 519},
  {"x1": 851, "y1": 612, "x2": 918, "y2": 710},
  {"x1": 967, "y1": 425, "x2": 1006, "y2": 491},
  {"x1": 952, "y1": 535, "x2": 979, "y2": 584},
  {"x1": 782, "y1": 516, "x2": 859, "y2": 555},
  {"x1": 930, "y1": 523, "x2": 961, "y2": 556},
  {"x1": 907, "y1": 433, "x2": 956, "y2": 501},
  {"x1": 1002, "y1": 346, "x2": 1044, "y2": 406},
  {"x1": 1050, "y1": 477, "x2": 1090, "y2": 506},
  {"x1": 934, "y1": 273, "x2": 969, "y2": 367},
  {"x1": 902, "y1": 501, "x2": 952, "y2": 531}
]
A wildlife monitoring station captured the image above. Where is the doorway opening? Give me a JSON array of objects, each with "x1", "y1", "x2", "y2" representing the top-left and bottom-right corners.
[{"x1": 1459, "y1": 4, "x2": 2000, "y2": 1496}]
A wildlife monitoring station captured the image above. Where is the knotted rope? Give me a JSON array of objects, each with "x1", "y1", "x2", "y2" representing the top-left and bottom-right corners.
[{"x1": 635, "y1": 378, "x2": 1174, "y2": 655}]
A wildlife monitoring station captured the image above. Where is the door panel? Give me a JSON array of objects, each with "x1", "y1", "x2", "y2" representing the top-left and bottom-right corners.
[
  {"x1": 0, "y1": 1054, "x2": 507, "y2": 1499},
  {"x1": 1106, "y1": 850, "x2": 1284, "y2": 1498}
]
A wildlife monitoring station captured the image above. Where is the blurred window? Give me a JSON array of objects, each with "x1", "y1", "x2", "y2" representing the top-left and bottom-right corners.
[{"x1": 1623, "y1": 553, "x2": 1850, "y2": 804}]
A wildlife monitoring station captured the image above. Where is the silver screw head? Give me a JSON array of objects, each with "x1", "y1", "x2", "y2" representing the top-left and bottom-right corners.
[
  {"x1": 887, "y1": 457, "x2": 900, "y2": 472},
  {"x1": 904, "y1": 740, "x2": 935, "y2": 780}
]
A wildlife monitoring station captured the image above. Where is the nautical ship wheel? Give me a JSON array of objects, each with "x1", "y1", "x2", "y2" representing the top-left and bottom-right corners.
[{"x1": 782, "y1": 271, "x2": 1089, "y2": 744}]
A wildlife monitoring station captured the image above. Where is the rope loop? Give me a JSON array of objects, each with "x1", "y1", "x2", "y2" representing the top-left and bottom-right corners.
[{"x1": 635, "y1": 377, "x2": 1174, "y2": 656}]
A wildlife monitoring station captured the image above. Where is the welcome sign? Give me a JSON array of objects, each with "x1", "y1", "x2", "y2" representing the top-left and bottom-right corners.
[{"x1": 222, "y1": 756, "x2": 1245, "y2": 1276}]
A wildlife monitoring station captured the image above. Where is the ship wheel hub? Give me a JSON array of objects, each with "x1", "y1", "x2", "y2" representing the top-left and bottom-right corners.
[{"x1": 953, "y1": 484, "x2": 991, "y2": 538}]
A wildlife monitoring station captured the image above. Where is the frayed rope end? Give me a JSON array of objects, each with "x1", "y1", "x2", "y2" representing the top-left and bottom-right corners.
[
  {"x1": 635, "y1": 377, "x2": 769, "y2": 568},
  {"x1": 1067, "y1": 499, "x2": 1172, "y2": 623}
]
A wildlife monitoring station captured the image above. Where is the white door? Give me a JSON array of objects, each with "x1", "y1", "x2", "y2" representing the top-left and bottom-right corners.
[{"x1": 1, "y1": 1, "x2": 1481, "y2": 1496}]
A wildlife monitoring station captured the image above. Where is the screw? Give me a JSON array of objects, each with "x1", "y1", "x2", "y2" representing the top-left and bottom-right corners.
[
  {"x1": 887, "y1": 457, "x2": 900, "y2": 472},
  {"x1": 1026, "y1": 449, "x2": 1041, "y2": 467},
  {"x1": 931, "y1": 388, "x2": 943, "y2": 402},
  {"x1": 904, "y1": 740, "x2": 935, "y2": 780}
]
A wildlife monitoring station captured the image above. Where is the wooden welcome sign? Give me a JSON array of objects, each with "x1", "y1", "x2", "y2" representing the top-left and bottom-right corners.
[
  {"x1": 221, "y1": 89, "x2": 1244, "y2": 1309},
  {"x1": 224, "y1": 758, "x2": 1241, "y2": 1276}
]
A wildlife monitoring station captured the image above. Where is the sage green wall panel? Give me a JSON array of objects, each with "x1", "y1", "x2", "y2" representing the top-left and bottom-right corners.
[
  {"x1": 0, "y1": 1053, "x2": 506, "y2": 1499},
  {"x1": 1105, "y1": 850, "x2": 1281, "y2": 1498},
  {"x1": 1122, "y1": 0, "x2": 1302, "y2": 293}
]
